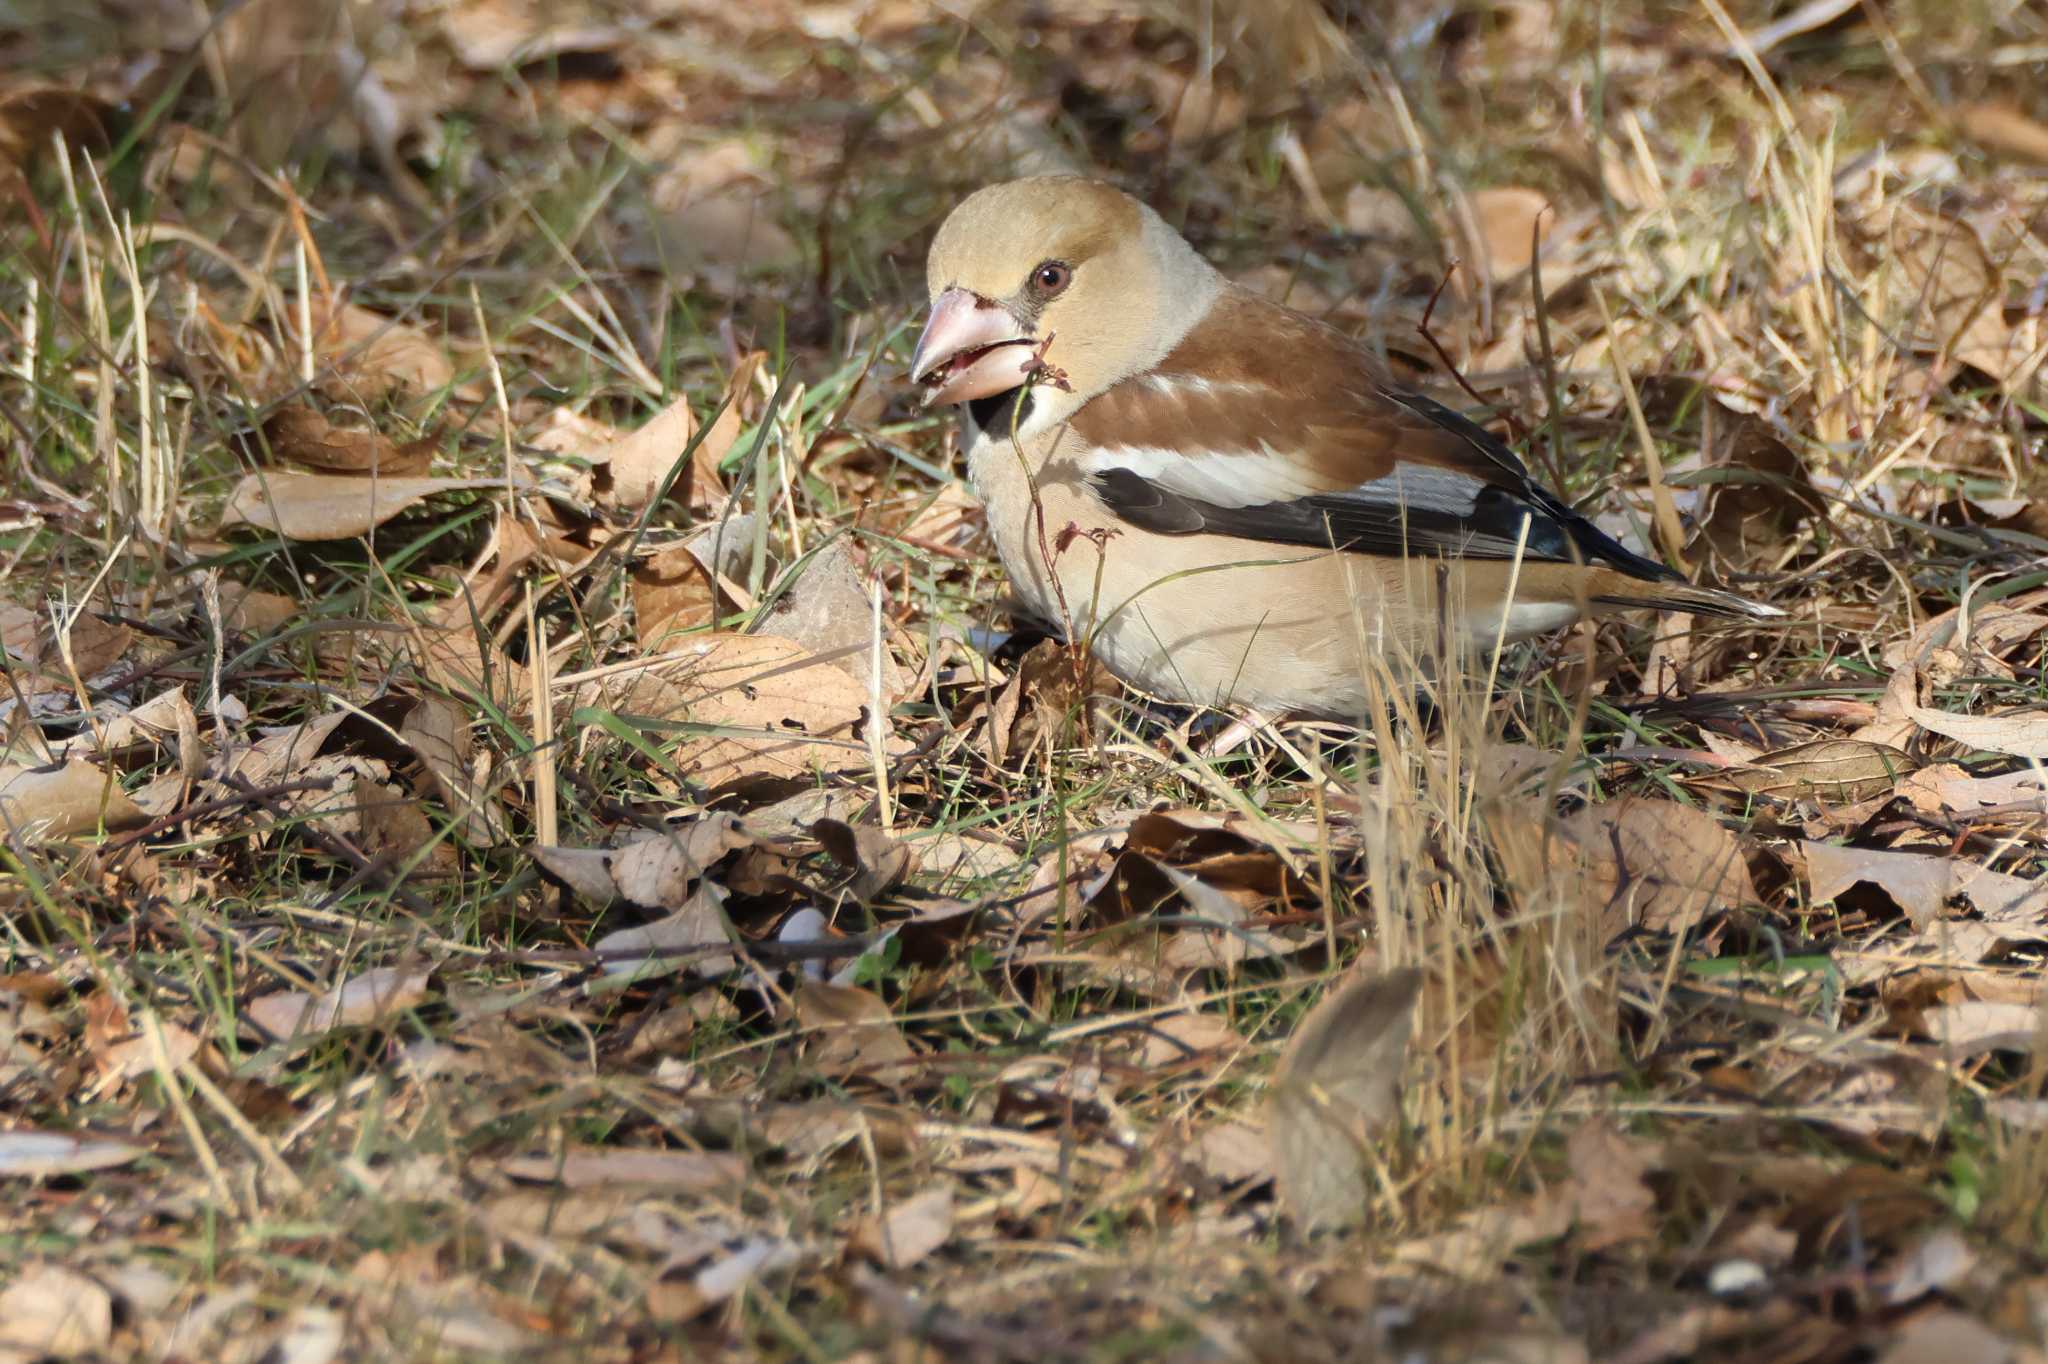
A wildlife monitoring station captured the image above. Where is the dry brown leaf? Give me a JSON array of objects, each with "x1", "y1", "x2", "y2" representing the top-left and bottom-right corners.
[
  {"x1": 1557, "y1": 797, "x2": 1756, "y2": 933},
  {"x1": 400, "y1": 693, "x2": 505, "y2": 845},
  {"x1": 597, "y1": 393, "x2": 724, "y2": 514},
  {"x1": 215, "y1": 712, "x2": 347, "y2": 787},
  {"x1": 0, "y1": 1131, "x2": 144, "y2": 1179},
  {"x1": 0, "y1": 760, "x2": 146, "y2": 844},
  {"x1": 1705, "y1": 738, "x2": 1918, "y2": 805},
  {"x1": 261, "y1": 404, "x2": 433, "y2": 476},
  {"x1": 1468, "y1": 185, "x2": 1552, "y2": 282},
  {"x1": 0, "y1": 1264, "x2": 112, "y2": 1357},
  {"x1": 1155, "y1": 860, "x2": 1292, "y2": 969},
  {"x1": 0, "y1": 601, "x2": 37, "y2": 661},
  {"x1": 441, "y1": 0, "x2": 627, "y2": 69},
  {"x1": 220, "y1": 472, "x2": 501, "y2": 541},
  {"x1": 245, "y1": 965, "x2": 433, "y2": 1040},
  {"x1": 1268, "y1": 967, "x2": 1421, "y2": 1232},
  {"x1": 1803, "y1": 841, "x2": 2048, "y2": 930},
  {"x1": 91, "y1": 686, "x2": 197, "y2": 756},
  {"x1": 583, "y1": 632, "x2": 879, "y2": 792},
  {"x1": 1390, "y1": 1198, "x2": 1574, "y2": 1279},
  {"x1": 912, "y1": 830, "x2": 1026, "y2": 888},
  {"x1": 1566, "y1": 1120, "x2": 1658, "y2": 1251},
  {"x1": 634, "y1": 513, "x2": 759, "y2": 651},
  {"x1": 1959, "y1": 101, "x2": 2048, "y2": 164},
  {"x1": 410, "y1": 616, "x2": 520, "y2": 710},
  {"x1": 1881, "y1": 205, "x2": 2020, "y2": 383},
  {"x1": 94, "y1": 1016, "x2": 201, "y2": 1085},
  {"x1": 218, "y1": 584, "x2": 302, "y2": 635},
  {"x1": 1898, "y1": 765, "x2": 2048, "y2": 815},
  {"x1": 795, "y1": 981, "x2": 913, "y2": 1079},
  {"x1": 1194, "y1": 1120, "x2": 1271, "y2": 1183},
  {"x1": 496, "y1": 1148, "x2": 746, "y2": 1192},
  {"x1": 1905, "y1": 701, "x2": 2048, "y2": 761},
  {"x1": 529, "y1": 845, "x2": 620, "y2": 904},
  {"x1": 759, "y1": 538, "x2": 911, "y2": 695},
  {"x1": 852, "y1": 1187, "x2": 953, "y2": 1270},
  {"x1": 1690, "y1": 405, "x2": 1828, "y2": 561},
  {"x1": 1342, "y1": 184, "x2": 1416, "y2": 239},
  {"x1": 813, "y1": 819, "x2": 917, "y2": 904},
  {"x1": 346, "y1": 1249, "x2": 541, "y2": 1355},
  {"x1": 698, "y1": 351, "x2": 767, "y2": 478},
  {"x1": 1879, "y1": 1310, "x2": 2021, "y2": 1364},
  {"x1": 648, "y1": 143, "x2": 802, "y2": 283},
  {"x1": 359, "y1": 783, "x2": 447, "y2": 868},
  {"x1": 591, "y1": 881, "x2": 734, "y2": 985},
  {"x1": 633, "y1": 540, "x2": 729, "y2": 649},
  {"x1": 606, "y1": 816, "x2": 755, "y2": 908},
  {"x1": 1920, "y1": 999, "x2": 2042, "y2": 1055},
  {"x1": 1133, "y1": 1011, "x2": 1244, "y2": 1069},
  {"x1": 318, "y1": 303, "x2": 457, "y2": 400},
  {"x1": 0, "y1": 85, "x2": 111, "y2": 170},
  {"x1": 1476, "y1": 741, "x2": 1582, "y2": 799},
  {"x1": 2, "y1": 608, "x2": 133, "y2": 689}
]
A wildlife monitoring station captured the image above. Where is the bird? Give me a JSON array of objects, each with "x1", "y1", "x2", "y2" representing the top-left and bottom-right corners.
[{"x1": 909, "y1": 175, "x2": 1782, "y2": 720}]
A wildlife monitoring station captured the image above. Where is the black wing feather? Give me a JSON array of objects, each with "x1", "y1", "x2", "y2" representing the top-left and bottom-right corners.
[{"x1": 1090, "y1": 390, "x2": 1680, "y2": 584}]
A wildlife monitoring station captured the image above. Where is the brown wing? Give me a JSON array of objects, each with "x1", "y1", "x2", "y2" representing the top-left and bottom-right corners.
[{"x1": 1069, "y1": 286, "x2": 1675, "y2": 579}]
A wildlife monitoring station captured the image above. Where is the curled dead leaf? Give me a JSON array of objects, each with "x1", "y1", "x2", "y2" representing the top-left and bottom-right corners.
[
  {"x1": 607, "y1": 816, "x2": 755, "y2": 908},
  {"x1": 1803, "y1": 840, "x2": 2048, "y2": 930},
  {"x1": 441, "y1": 0, "x2": 628, "y2": 70},
  {"x1": 260, "y1": 404, "x2": 433, "y2": 476},
  {"x1": 1905, "y1": 701, "x2": 2048, "y2": 761},
  {"x1": 400, "y1": 693, "x2": 505, "y2": 845},
  {"x1": 590, "y1": 881, "x2": 735, "y2": 985},
  {"x1": 813, "y1": 819, "x2": 917, "y2": 904},
  {"x1": 1566, "y1": 1120, "x2": 1659, "y2": 1251},
  {"x1": 1873, "y1": 204, "x2": 2021, "y2": 383}
]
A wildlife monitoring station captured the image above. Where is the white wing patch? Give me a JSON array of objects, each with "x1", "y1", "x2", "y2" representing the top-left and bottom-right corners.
[
  {"x1": 1082, "y1": 447, "x2": 1487, "y2": 516},
  {"x1": 1348, "y1": 465, "x2": 1484, "y2": 517},
  {"x1": 1080, "y1": 447, "x2": 1325, "y2": 507}
]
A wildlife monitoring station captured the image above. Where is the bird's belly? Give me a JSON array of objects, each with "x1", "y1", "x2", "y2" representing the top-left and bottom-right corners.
[{"x1": 964, "y1": 432, "x2": 1579, "y2": 719}]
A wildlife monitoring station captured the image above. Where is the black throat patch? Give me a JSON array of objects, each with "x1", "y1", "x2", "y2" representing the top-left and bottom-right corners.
[{"x1": 968, "y1": 387, "x2": 1034, "y2": 435}]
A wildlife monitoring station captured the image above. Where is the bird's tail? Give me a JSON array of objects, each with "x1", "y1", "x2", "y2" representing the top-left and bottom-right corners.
[{"x1": 1591, "y1": 578, "x2": 1786, "y2": 621}]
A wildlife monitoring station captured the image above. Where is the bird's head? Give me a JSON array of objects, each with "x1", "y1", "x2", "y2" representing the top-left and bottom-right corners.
[{"x1": 910, "y1": 176, "x2": 1220, "y2": 421}]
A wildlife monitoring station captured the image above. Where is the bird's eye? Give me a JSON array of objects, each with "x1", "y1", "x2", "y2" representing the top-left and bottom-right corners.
[{"x1": 1031, "y1": 261, "x2": 1072, "y2": 297}]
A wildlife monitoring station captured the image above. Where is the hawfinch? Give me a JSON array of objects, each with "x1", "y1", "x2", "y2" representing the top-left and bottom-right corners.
[{"x1": 910, "y1": 176, "x2": 1781, "y2": 719}]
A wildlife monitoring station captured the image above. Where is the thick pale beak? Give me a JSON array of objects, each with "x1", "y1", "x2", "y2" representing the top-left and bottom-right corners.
[{"x1": 910, "y1": 288, "x2": 1036, "y2": 408}]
